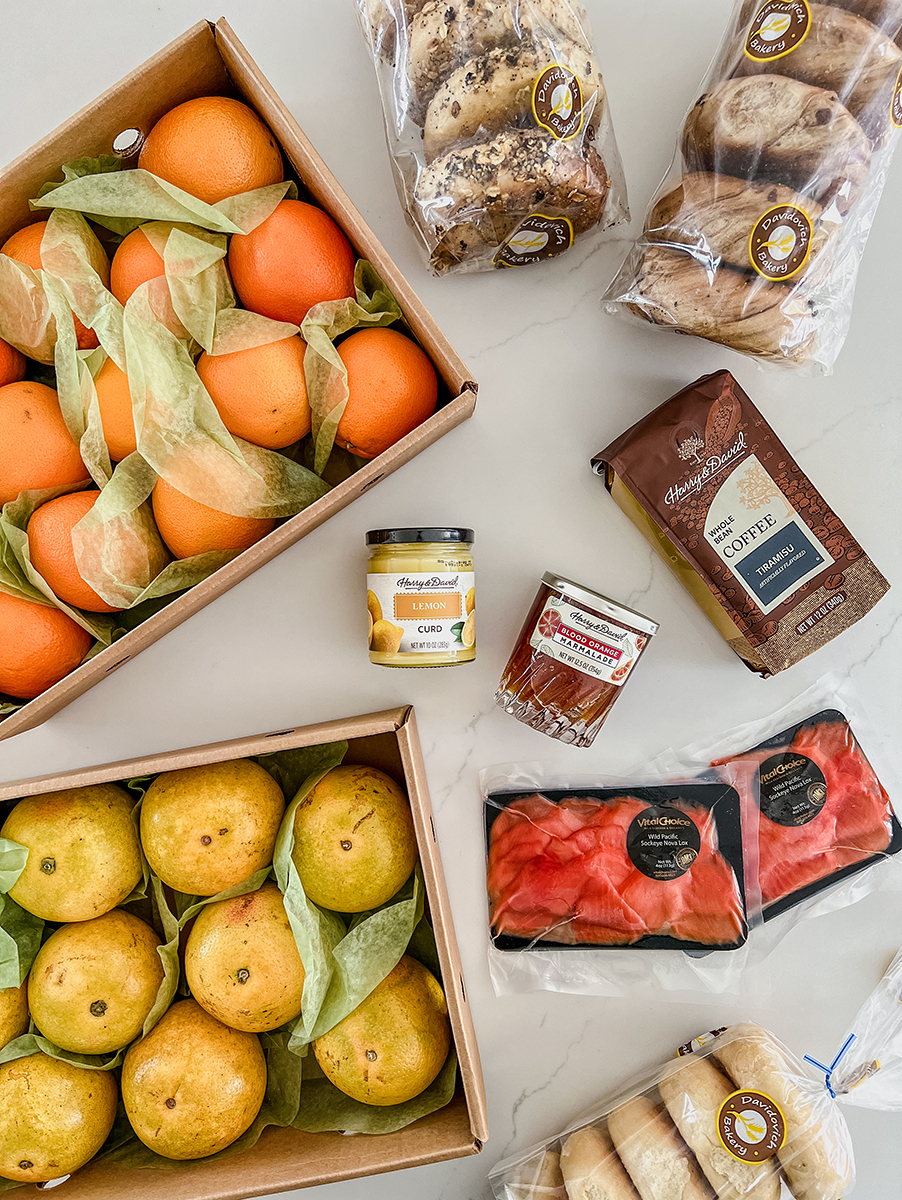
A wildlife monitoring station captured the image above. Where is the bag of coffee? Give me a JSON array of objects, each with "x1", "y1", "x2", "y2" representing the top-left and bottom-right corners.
[{"x1": 591, "y1": 371, "x2": 889, "y2": 675}]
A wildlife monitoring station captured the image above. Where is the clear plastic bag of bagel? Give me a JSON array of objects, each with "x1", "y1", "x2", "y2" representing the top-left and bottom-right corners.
[
  {"x1": 604, "y1": 0, "x2": 902, "y2": 372},
  {"x1": 489, "y1": 950, "x2": 902, "y2": 1200},
  {"x1": 355, "y1": 0, "x2": 629, "y2": 274}
]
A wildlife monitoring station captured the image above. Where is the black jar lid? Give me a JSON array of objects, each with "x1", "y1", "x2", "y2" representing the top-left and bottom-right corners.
[{"x1": 366, "y1": 528, "x2": 474, "y2": 545}]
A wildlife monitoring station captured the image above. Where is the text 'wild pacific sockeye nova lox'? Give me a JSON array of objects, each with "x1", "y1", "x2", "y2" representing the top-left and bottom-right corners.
[{"x1": 591, "y1": 370, "x2": 889, "y2": 676}]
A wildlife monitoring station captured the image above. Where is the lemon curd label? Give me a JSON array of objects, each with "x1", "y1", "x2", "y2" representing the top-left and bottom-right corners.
[
  {"x1": 528, "y1": 600, "x2": 646, "y2": 686},
  {"x1": 367, "y1": 571, "x2": 475, "y2": 655}
]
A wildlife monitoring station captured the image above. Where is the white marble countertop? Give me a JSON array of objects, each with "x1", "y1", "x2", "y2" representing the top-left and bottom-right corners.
[{"x1": 1, "y1": 1, "x2": 901, "y2": 1197}]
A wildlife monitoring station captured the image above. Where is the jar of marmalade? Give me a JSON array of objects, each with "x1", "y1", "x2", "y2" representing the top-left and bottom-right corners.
[
  {"x1": 366, "y1": 528, "x2": 475, "y2": 667},
  {"x1": 495, "y1": 572, "x2": 658, "y2": 746}
]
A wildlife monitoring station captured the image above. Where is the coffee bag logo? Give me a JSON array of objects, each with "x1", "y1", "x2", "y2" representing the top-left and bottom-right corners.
[
  {"x1": 749, "y1": 204, "x2": 814, "y2": 281},
  {"x1": 745, "y1": 0, "x2": 811, "y2": 62},
  {"x1": 532, "y1": 64, "x2": 584, "y2": 140},
  {"x1": 719, "y1": 1091, "x2": 786, "y2": 1163},
  {"x1": 494, "y1": 214, "x2": 574, "y2": 267},
  {"x1": 892, "y1": 63, "x2": 902, "y2": 129}
]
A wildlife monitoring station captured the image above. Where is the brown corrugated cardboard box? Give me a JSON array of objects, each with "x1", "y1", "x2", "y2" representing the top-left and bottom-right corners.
[
  {"x1": 0, "y1": 19, "x2": 477, "y2": 742},
  {"x1": 0, "y1": 705, "x2": 487, "y2": 1196}
]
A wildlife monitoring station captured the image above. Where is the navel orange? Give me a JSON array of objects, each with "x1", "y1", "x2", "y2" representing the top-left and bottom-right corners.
[
  {"x1": 312, "y1": 956, "x2": 451, "y2": 1106},
  {"x1": 0, "y1": 591, "x2": 92, "y2": 701},
  {"x1": 1, "y1": 220, "x2": 109, "y2": 351},
  {"x1": 109, "y1": 226, "x2": 165, "y2": 304},
  {"x1": 138, "y1": 96, "x2": 283, "y2": 206},
  {"x1": 196, "y1": 335, "x2": 310, "y2": 450},
  {"x1": 228, "y1": 199, "x2": 356, "y2": 325},
  {"x1": 27, "y1": 491, "x2": 122, "y2": 613},
  {"x1": 335, "y1": 327, "x2": 438, "y2": 459},
  {"x1": 151, "y1": 477, "x2": 276, "y2": 559},
  {"x1": 0, "y1": 337, "x2": 25, "y2": 387},
  {"x1": 0, "y1": 380, "x2": 86, "y2": 507},
  {"x1": 93, "y1": 356, "x2": 138, "y2": 460}
]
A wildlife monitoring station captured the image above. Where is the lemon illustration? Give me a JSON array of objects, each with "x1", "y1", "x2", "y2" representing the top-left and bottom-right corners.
[
  {"x1": 461, "y1": 611, "x2": 476, "y2": 648},
  {"x1": 465, "y1": 587, "x2": 476, "y2": 615},
  {"x1": 371, "y1": 620, "x2": 404, "y2": 654},
  {"x1": 367, "y1": 610, "x2": 374, "y2": 647},
  {"x1": 367, "y1": 590, "x2": 383, "y2": 624}
]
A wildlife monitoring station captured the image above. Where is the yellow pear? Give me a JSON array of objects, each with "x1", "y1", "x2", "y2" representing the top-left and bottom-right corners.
[
  {"x1": 28, "y1": 909, "x2": 164, "y2": 1054},
  {"x1": 140, "y1": 759, "x2": 284, "y2": 895},
  {"x1": 121, "y1": 998, "x2": 266, "y2": 1160},
  {"x1": 185, "y1": 881, "x2": 304, "y2": 1033}
]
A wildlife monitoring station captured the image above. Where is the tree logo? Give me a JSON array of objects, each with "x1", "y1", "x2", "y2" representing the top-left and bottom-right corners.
[{"x1": 745, "y1": 0, "x2": 811, "y2": 62}]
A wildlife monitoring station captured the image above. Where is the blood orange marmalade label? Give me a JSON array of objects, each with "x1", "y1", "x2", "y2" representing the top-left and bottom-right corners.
[{"x1": 528, "y1": 600, "x2": 645, "y2": 686}]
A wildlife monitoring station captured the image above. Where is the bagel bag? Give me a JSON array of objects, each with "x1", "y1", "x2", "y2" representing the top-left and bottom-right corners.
[
  {"x1": 356, "y1": 0, "x2": 629, "y2": 274},
  {"x1": 604, "y1": 0, "x2": 902, "y2": 371}
]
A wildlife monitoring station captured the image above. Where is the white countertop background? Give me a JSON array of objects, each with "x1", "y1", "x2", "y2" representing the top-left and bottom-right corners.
[{"x1": 1, "y1": 2, "x2": 901, "y2": 1197}]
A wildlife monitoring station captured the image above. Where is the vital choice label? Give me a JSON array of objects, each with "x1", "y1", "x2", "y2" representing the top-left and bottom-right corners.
[
  {"x1": 704, "y1": 455, "x2": 833, "y2": 615},
  {"x1": 367, "y1": 571, "x2": 475, "y2": 654},
  {"x1": 529, "y1": 600, "x2": 646, "y2": 685}
]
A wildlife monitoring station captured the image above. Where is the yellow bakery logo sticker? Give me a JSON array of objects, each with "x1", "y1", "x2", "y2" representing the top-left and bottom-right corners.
[
  {"x1": 494, "y1": 214, "x2": 574, "y2": 267},
  {"x1": 745, "y1": 0, "x2": 811, "y2": 62},
  {"x1": 892, "y1": 63, "x2": 902, "y2": 129},
  {"x1": 532, "y1": 65, "x2": 583, "y2": 140},
  {"x1": 719, "y1": 1090, "x2": 786, "y2": 1162},
  {"x1": 749, "y1": 204, "x2": 814, "y2": 281}
]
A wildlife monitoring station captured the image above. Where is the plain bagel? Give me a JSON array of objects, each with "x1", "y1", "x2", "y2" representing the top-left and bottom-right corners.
[{"x1": 423, "y1": 39, "x2": 604, "y2": 161}]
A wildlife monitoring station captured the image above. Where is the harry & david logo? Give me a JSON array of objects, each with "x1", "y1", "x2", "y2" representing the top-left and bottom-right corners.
[
  {"x1": 748, "y1": 204, "x2": 813, "y2": 281},
  {"x1": 745, "y1": 0, "x2": 811, "y2": 62}
]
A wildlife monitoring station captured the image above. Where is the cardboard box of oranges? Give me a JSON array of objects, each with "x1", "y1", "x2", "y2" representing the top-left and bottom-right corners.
[
  {"x1": 0, "y1": 705, "x2": 487, "y2": 1196},
  {"x1": 0, "y1": 19, "x2": 477, "y2": 741}
]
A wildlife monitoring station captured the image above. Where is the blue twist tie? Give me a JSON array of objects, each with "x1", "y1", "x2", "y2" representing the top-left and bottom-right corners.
[{"x1": 804, "y1": 1033, "x2": 857, "y2": 1099}]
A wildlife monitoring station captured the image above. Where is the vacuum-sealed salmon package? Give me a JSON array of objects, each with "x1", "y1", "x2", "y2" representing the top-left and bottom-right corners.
[
  {"x1": 354, "y1": 0, "x2": 629, "y2": 274},
  {"x1": 602, "y1": 0, "x2": 902, "y2": 371},
  {"x1": 489, "y1": 948, "x2": 902, "y2": 1199},
  {"x1": 667, "y1": 678, "x2": 902, "y2": 927},
  {"x1": 481, "y1": 762, "x2": 762, "y2": 999}
]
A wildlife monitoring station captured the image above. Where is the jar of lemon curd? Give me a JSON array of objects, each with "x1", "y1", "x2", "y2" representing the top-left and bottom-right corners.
[{"x1": 366, "y1": 528, "x2": 475, "y2": 667}]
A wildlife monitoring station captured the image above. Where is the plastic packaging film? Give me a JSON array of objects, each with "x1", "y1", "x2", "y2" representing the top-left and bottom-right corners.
[
  {"x1": 603, "y1": 0, "x2": 902, "y2": 371},
  {"x1": 489, "y1": 1022, "x2": 862, "y2": 1200},
  {"x1": 355, "y1": 0, "x2": 629, "y2": 273}
]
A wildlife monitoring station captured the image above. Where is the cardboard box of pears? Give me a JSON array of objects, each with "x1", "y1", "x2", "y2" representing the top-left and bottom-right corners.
[
  {"x1": 0, "y1": 18, "x2": 476, "y2": 742},
  {"x1": 0, "y1": 706, "x2": 487, "y2": 1197}
]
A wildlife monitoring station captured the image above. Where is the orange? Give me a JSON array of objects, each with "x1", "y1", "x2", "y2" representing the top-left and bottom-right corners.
[
  {"x1": 228, "y1": 199, "x2": 356, "y2": 325},
  {"x1": 138, "y1": 96, "x2": 284, "y2": 206},
  {"x1": 0, "y1": 381, "x2": 86, "y2": 507},
  {"x1": 151, "y1": 477, "x2": 275, "y2": 559},
  {"x1": 335, "y1": 328, "x2": 438, "y2": 459},
  {"x1": 109, "y1": 226, "x2": 165, "y2": 304},
  {"x1": 0, "y1": 591, "x2": 92, "y2": 701},
  {"x1": 93, "y1": 357, "x2": 137, "y2": 460},
  {"x1": 27, "y1": 491, "x2": 122, "y2": 613},
  {"x1": 196, "y1": 336, "x2": 310, "y2": 450},
  {"x1": 312, "y1": 956, "x2": 451, "y2": 1106},
  {"x1": 1, "y1": 219, "x2": 109, "y2": 351},
  {"x1": 0, "y1": 337, "x2": 25, "y2": 387}
]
